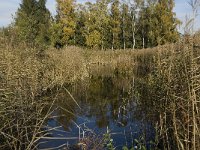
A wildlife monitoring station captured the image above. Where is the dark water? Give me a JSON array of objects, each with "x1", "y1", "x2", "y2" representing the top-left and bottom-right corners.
[{"x1": 38, "y1": 67, "x2": 155, "y2": 149}]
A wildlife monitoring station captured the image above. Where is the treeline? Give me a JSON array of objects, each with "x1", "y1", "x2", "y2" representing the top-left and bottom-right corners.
[{"x1": 2, "y1": 0, "x2": 181, "y2": 49}]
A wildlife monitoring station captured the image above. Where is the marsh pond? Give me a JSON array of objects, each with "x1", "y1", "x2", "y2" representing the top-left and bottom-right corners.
[{"x1": 38, "y1": 65, "x2": 156, "y2": 150}]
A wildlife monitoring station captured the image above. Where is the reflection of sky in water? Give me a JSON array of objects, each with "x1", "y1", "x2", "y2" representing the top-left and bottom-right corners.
[
  {"x1": 39, "y1": 113, "x2": 155, "y2": 149},
  {"x1": 38, "y1": 74, "x2": 155, "y2": 149}
]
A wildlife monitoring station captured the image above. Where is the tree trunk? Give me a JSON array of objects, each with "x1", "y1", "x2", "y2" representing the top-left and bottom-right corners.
[
  {"x1": 131, "y1": 14, "x2": 135, "y2": 50},
  {"x1": 112, "y1": 32, "x2": 114, "y2": 50}
]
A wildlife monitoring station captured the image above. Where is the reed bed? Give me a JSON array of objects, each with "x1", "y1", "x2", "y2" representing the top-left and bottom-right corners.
[
  {"x1": 134, "y1": 38, "x2": 200, "y2": 149},
  {"x1": 0, "y1": 32, "x2": 199, "y2": 149},
  {"x1": 0, "y1": 42, "x2": 89, "y2": 149},
  {"x1": 0, "y1": 45, "x2": 53, "y2": 149}
]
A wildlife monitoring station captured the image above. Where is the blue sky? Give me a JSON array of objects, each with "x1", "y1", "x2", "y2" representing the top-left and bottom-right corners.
[{"x1": 0, "y1": 0, "x2": 199, "y2": 32}]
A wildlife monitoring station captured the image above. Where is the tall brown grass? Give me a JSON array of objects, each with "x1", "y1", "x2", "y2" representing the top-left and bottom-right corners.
[
  {"x1": 134, "y1": 36, "x2": 200, "y2": 149},
  {"x1": 0, "y1": 41, "x2": 88, "y2": 149},
  {"x1": 0, "y1": 30, "x2": 199, "y2": 149}
]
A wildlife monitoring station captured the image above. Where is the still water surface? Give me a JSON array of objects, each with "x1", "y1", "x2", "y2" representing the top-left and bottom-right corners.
[{"x1": 38, "y1": 67, "x2": 155, "y2": 149}]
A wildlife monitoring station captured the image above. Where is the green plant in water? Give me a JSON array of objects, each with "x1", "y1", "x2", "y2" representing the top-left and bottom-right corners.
[
  {"x1": 122, "y1": 146, "x2": 134, "y2": 150},
  {"x1": 104, "y1": 127, "x2": 115, "y2": 150},
  {"x1": 134, "y1": 138, "x2": 147, "y2": 150}
]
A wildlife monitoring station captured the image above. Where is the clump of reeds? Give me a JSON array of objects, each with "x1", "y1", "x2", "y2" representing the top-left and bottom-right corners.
[
  {"x1": 85, "y1": 47, "x2": 162, "y2": 77},
  {"x1": 0, "y1": 45, "x2": 54, "y2": 149},
  {"x1": 46, "y1": 46, "x2": 89, "y2": 86},
  {"x1": 0, "y1": 38, "x2": 89, "y2": 149},
  {"x1": 134, "y1": 35, "x2": 200, "y2": 149}
]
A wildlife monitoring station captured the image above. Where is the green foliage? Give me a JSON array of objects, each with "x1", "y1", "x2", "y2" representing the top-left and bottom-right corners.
[
  {"x1": 78, "y1": 0, "x2": 111, "y2": 49},
  {"x1": 49, "y1": 0, "x2": 180, "y2": 49},
  {"x1": 122, "y1": 146, "x2": 129, "y2": 150},
  {"x1": 96, "y1": 0, "x2": 111, "y2": 49},
  {"x1": 120, "y1": 3, "x2": 132, "y2": 49},
  {"x1": 153, "y1": 0, "x2": 180, "y2": 45},
  {"x1": 15, "y1": 0, "x2": 37, "y2": 46},
  {"x1": 103, "y1": 128, "x2": 115, "y2": 150},
  {"x1": 14, "y1": 0, "x2": 180, "y2": 49},
  {"x1": 86, "y1": 30, "x2": 101, "y2": 48},
  {"x1": 137, "y1": 0, "x2": 180, "y2": 48},
  {"x1": 50, "y1": 22, "x2": 63, "y2": 48},
  {"x1": 75, "y1": 6, "x2": 87, "y2": 46},
  {"x1": 15, "y1": 0, "x2": 51, "y2": 48},
  {"x1": 36, "y1": 0, "x2": 51, "y2": 46},
  {"x1": 134, "y1": 138, "x2": 147, "y2": 150},
  {"x1": 111, "y1": 0, "x2": 121, "y2": 49},
  {"x1": 56, "y1": 0, "x2": 76, "y2": 45}
]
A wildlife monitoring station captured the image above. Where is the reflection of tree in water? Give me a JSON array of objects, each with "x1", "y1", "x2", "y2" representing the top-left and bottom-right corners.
[
  {"x1": 49, "y1": 91, "x2": 78, "y2": 131},
  {"x1": 50, "y1": 74, "x2": 142, "y2": 130},
  {"x1": 83, "y1": 75, "x2": 135, "y2": 128},
  {"x1": 96, "y1": 113, "x2": 109, "y2": 128},
  {"x1": 39, "y1": 68, "x2": 156, "y2": 149}
]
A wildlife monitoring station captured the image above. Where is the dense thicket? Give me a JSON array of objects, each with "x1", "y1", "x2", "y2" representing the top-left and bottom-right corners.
[{"x1": 13, "y1": 0, "x2": 180, "y2": 49}]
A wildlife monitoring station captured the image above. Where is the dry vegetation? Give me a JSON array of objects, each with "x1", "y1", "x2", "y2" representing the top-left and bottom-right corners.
[
  {"x1": 134, "y1": 37, "x2": 200, "y2": 149},
  {"x1": 0, "y1": 33, "x2": 200, "y2": 149},
  {"x1": 0, "y1": 41, "x2": 89, "y2": 149}
]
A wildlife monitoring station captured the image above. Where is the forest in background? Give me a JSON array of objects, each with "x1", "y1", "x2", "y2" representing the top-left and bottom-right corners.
[{"x1": 1, "y1": 0, "x2": 181, "y2": 50}]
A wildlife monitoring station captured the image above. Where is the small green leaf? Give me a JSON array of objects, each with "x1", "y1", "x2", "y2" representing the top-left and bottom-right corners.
[{"x1": 122, "y1": 146, "x2": 129, "y2": 150}]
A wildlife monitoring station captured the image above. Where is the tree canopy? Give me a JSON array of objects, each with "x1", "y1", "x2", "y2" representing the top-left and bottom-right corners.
[
  {"x1": 15, "y1": 0, "x2": 51, "y2": 48},
  {"x1": 14, "y1": 0, "x2": 181, "y2": 49}
]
